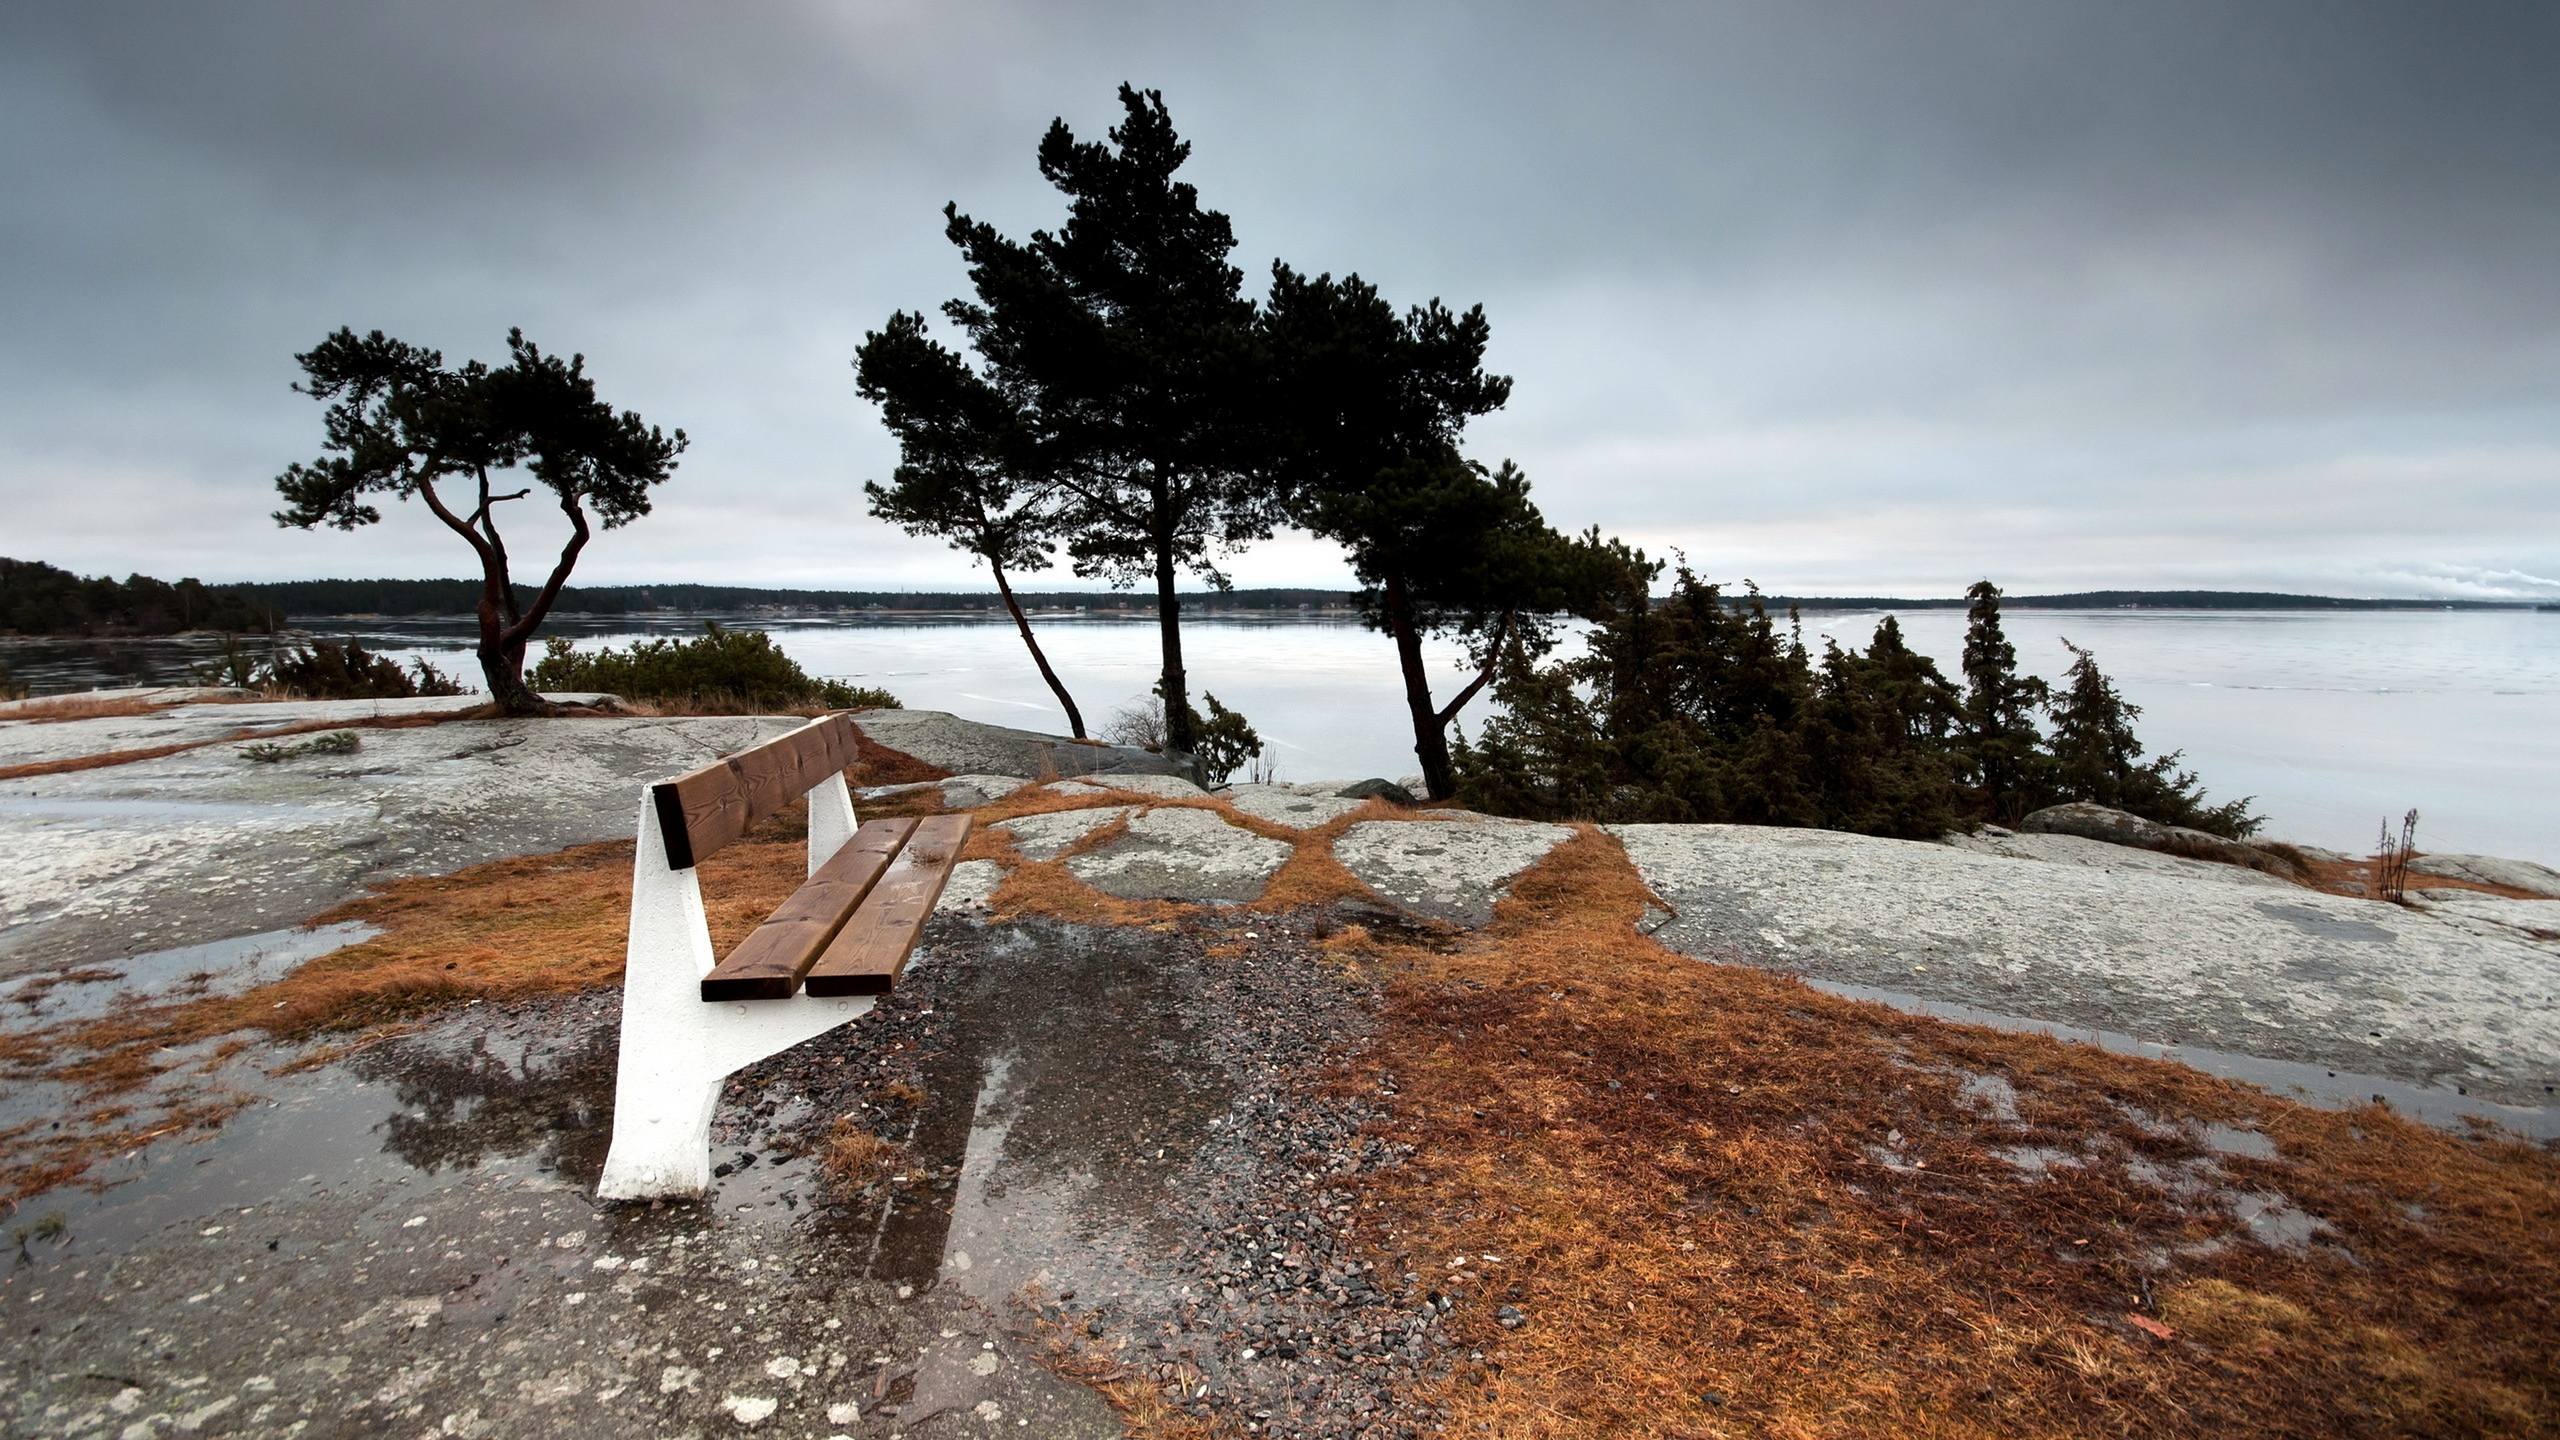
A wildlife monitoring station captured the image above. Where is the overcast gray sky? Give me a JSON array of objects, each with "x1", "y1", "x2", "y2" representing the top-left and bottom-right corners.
[{"x1": 3, "y1": 1, "x2": 2554, "y2": 599}]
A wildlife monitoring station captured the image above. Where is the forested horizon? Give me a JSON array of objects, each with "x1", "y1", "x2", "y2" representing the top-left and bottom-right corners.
[{"x1": 0, "y1": 557, "x2": 2541, "y2": 636}]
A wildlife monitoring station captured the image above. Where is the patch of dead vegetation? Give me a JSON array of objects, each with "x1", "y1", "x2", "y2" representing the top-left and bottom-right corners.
[
  {"x1": 819, "y1": 1119, "x2": 912, "y2": 1192},
  {"x1": 848, "y1": 721, "x2": 953, "y2": 787},
  {"x1": 1032, "y1": 1315, "x2": 1232, "y2": 1439},
  {"x1": 2289, "y1": 853, "x2": 2553, "y2": 904},
  {"x1": 0, "y1": 693, "x2": 180, "y2": 723},
  {"x1": 1331, "y1": 825, "x2": 2559, "y2": 1439}
]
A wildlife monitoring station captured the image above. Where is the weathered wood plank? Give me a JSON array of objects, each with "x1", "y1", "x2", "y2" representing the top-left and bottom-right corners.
[
  {"x1": 650, "y1": 714, "x2": 862, "y2": 869},
  {"x1": 699, "y1": 817, "x2": 916, "y2": 1001},
  {"x1": 804, "y1": 814, "x2": 974, "y2": 997}
]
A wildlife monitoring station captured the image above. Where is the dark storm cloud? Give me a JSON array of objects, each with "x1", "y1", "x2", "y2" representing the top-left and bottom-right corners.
[{"x1": 2, "y1": 0, "x2": 2554, "y2": 596}]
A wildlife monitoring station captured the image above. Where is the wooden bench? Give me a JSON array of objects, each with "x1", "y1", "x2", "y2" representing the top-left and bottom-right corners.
[{"x1": 597, "y1": 714, "x2": 972, "y2": 1200}]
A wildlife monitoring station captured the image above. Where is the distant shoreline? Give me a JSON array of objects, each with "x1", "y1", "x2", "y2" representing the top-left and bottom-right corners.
[{"x1": 6, "y1": 550, "x2": 2552, "y2": 642}]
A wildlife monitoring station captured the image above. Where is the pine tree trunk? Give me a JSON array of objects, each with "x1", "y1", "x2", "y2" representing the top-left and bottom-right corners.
[
  {"x1": 477, "y1": 630, "x2": 544, "y2": 715},
  {"x1": 472, "y1": 567, "x2": 546, "y2": 717},
  {"x1": 1154, "y1": 539, "x2": 1195, "y2": 755},
  {"x1": 1383, "y1": 575, "x2": 1455, "y2": 800},
  {"x1": 994, "y1": 561, "x2": 1085, "y2": 740}
]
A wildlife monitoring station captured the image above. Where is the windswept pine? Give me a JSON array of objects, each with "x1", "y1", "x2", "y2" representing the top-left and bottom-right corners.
[
  {"x1": 272, "y1": 328, "x2": 686, "y2": 715},
  {"x1": 860, "y1": 85, "x2": 1278, "y2": 756}
]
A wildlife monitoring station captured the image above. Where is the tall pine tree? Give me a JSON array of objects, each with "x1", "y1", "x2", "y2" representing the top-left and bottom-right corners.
[
  {"x1": 1263, "y1": 266, "x2": 1577, "y2": 798},
  {"x1": 907, "y1": 85, "x2": 1275, "y2": 754},
  {"x1": 1958, "y1": 579, "x2": 2052, "y2": 821}
]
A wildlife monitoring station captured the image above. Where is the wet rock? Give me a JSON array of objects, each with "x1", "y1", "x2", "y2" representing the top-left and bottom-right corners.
[
  {"x1": 935, "y1": 860, "x2": 1004, "y2": 917},
  {"x1": 1096, "y1": 773, "x2": 1209, "y2": 801},
  {"x1": 0, "y1": 703, "x2": 810, "y2": 973},
  {"x1": 860, "y1": 774, "x2": 1032, "y2": 810},
  {"x1": 1945, "y1": 828, "x2": 2292, "y2": 888}
]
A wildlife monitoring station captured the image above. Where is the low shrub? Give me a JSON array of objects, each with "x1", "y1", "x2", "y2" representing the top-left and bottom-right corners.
[
  {"x1": 1102, "y1": 695, "x2": 1167, "y2": 751},
  {"x1": 240, "y1": 731, "x2": 361, "y2": 764},
  {"x1": 0, "y1": 659, "x2": 25, "y2": 702},
  {"x1": 259, "y1": 638, "x2": 465, "y2": 701},
  {"x1": 1191, "y1": 692, "x2": 1264, "y2": 787},
  {"x1": 528, "y1": 623, "x2": 898, "y2": 713}
]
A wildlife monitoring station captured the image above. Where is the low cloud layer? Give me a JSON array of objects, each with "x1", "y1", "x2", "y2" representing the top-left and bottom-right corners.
[{"x1": 4, "y1": 1, "x2": 2554, "y2": 598}]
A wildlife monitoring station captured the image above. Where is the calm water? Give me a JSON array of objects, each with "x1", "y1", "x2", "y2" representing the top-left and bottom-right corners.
[{"x1": 9, "y1": 608, "x2": 2554, "y2": 864}]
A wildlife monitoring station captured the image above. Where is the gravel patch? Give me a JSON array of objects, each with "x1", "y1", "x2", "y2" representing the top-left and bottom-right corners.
[{"x1": 759, "y1": 907, "x2": 1455, "y2": 1438}]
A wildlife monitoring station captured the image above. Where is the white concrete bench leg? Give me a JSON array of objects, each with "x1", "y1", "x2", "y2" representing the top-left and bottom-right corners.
[{"x1": 596, "y1": 774, "x2": 874, "y2": 1201}]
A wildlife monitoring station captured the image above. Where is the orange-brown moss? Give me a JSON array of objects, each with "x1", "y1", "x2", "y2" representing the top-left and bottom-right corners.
[{"x1": 1333, "y1": 825, "x2": 2560, "y2": 1439}]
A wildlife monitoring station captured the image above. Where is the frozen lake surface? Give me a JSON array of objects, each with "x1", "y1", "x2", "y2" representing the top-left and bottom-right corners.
[{"x1": 8, "y1": 606, "x2": 2554, "y2": 864}]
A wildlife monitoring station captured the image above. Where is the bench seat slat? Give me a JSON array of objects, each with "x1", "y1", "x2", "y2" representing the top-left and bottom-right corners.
[
  {"x1": 699, "y1": 816, "x2": 917, "y2": 1001},
  {"x1": 804, "y1": 814, "x2": 973, "y2": 997}
]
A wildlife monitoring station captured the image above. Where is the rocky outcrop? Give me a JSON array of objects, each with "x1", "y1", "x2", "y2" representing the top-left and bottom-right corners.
[
  {"x1": 1616, "y1": 821, "x2": 2560, "y2": 1107},
  {"x1": 2409, "y1": 852, "x2": 2560, "y2": 899},
  {"x1": 846, "y1": 707, "x2": 1180, "y2": 783},
  {"x1": 2018, "y1": 801, "x2": 2302, "y2": 878},
  {"x1": 1335, "y1": 778, "x2": 1417, "y2": 806}
]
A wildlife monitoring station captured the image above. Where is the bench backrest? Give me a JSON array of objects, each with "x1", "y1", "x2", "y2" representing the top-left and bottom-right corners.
[{"x1": 649, "y1": 713, "x2": 862, "y2": 869}]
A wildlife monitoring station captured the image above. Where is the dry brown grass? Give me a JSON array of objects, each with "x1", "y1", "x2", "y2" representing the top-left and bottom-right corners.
[
  {"x1": 1033, "y1": 1316, "x2": 1235, "y2": 1439},
  {"x1": 849, "y1": 723, "x2": 952, "y2": 787},
  {"x1": 1330, "y1": 825, "x2": 2560, "y2": 1439},
  {"x1": 819, "y1": 1119, "x2": 911, "y2": 1191},
  {"x1": 2293, "y1": 855, "x2": 2554, "y2": 903},
  {"x1": 0, "y1": 693, "x2": 177, "y2": 723}
]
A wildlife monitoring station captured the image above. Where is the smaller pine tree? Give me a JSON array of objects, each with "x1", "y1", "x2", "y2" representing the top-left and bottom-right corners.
[
  {"x1": 1959, "y1": 580, "x2": 2053, "y2": 822},
  {"x1": 2048, "y1": 639, "x2": 2258, "y2": 837}
]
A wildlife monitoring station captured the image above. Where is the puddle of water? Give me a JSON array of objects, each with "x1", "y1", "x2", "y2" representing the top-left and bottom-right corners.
[
  {"x1": 2202, "y1": 1122, "x2": 2280, "y2": 1161},
  {"x1": 21, "y1": 913, "x2": 1252, "y2": 1310},
  {"x1": 1810, "y1": 979, "x2": 2560, "y2": 1140},
  {"x1": 0, "y1": 922, "x2": 378, "y2": 1029},
  {"x1": 2230, "y1": 1190, "x2": 2333, "y2": 1249},
  {"x1": 15, "y1": 1014, "x2": 621, "y2": 1259}
]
